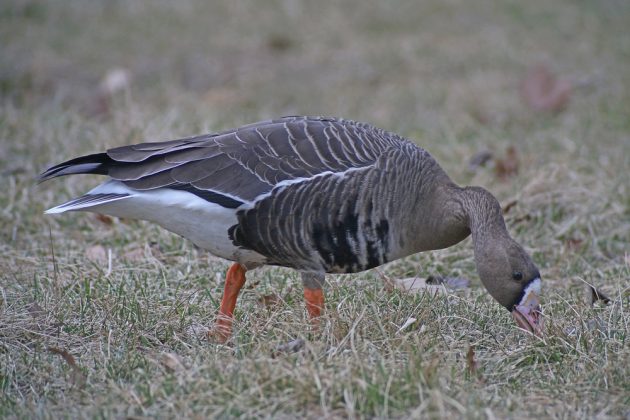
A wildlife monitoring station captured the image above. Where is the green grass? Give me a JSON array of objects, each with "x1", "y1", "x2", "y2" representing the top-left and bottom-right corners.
[{"x1": 1, "y1": 0, "x2": 629, "y2": 418}]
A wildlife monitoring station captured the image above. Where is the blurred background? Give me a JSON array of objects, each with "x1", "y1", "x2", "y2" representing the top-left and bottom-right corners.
[{"x1": 3, "y1": 0, "x2": 628, "y2": 135}]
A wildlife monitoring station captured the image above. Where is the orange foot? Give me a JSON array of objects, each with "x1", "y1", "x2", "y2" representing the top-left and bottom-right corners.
[
  {"x1": 304, "y1": 287, "x2": 325, "y2": 329},
  {"x1": 209, "y1": 263, "x2": 246, "y2": 343}
]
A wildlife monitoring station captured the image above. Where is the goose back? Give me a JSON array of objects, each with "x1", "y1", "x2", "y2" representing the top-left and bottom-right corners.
[{"x1": 81, "y1": 117, "x2": 408, "y2": 208}]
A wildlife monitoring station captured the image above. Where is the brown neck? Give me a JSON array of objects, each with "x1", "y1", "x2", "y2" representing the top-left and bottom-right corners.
[
  {"x1": 458, "y1": 186, "x2": 511, "y2": 248},
  {"x1": 402, "y1": 184, "x2": 511, "y2": 258}
]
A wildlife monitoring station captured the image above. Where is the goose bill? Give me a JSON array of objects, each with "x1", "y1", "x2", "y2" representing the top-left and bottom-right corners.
[{"x1": 511, "y1": 282, "x2": 543, "y2": 336}]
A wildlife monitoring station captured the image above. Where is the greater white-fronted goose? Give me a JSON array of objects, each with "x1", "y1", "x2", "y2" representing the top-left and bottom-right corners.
[{"x1": 40, "y1": 116, "x2": 543, "y2": 340}]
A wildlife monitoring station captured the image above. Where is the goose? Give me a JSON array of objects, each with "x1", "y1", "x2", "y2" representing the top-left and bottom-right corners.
[{"x1": 40, "y1": 116, "x2": 543, "y2": 340}]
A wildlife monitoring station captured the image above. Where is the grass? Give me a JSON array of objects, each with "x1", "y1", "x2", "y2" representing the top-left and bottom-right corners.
[{"x1": 1, "y1": 0, "x2": 629, "y2": 418}]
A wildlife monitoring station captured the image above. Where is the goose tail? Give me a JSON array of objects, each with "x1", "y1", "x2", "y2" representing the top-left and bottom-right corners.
[{"x1": 38, "y1": 153, "x2": 112, "y2": 183}]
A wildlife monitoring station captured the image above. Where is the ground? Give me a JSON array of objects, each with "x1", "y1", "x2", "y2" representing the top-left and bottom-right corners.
[{"x1": 1, "y1": 0, "x2": 629, "y2": 418}]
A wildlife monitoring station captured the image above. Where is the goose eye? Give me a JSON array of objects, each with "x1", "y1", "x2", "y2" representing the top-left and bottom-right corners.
[{"x1": 512, "y1": 271, "x2": 523, "y2": 281}]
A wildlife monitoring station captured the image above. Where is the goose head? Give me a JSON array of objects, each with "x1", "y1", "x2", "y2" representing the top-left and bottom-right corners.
[
  {"x1": 474, "y1": 237, "x2": 543, "y2": 336},
  {"x1": 461, "y1": 187, "x2": 543, "y2": 336}
]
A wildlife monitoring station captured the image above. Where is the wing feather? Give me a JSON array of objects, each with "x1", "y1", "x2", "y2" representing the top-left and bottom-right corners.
[{"x1": 42, "y1": 117, "x2": 407, "y2": 209}]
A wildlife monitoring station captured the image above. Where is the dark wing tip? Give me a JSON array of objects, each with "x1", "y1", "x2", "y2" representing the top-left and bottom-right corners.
[{"x1": 38, "y1": 153, "x2": 111, "y2": 183}]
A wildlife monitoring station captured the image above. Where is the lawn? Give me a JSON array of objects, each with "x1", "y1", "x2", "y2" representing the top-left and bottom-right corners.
[{"x1": 1, "y1": 0, "x2": 628, "y2": 418}]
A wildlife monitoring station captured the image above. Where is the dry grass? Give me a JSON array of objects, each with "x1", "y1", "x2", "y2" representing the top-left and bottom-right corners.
[{"x1": 1, "y1": 0, "x2": 629, "y2": 418}]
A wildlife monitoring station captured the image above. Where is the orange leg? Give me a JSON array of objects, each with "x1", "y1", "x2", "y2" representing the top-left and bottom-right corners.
[
  {"x1": 212, "y1": 263, "x2": 247, "y2": 343},
  {"x1": 304, "y1": 287, "x2": 325, "y2": 320}
]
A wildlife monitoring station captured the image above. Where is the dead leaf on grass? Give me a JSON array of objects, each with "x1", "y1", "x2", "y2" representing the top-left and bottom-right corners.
[
  {"x1": 388, "y1": 277, "x2": 447, "y2": 295},
  {"x1": 258, "y1": 293, "x2": 282, "y2": 308},
  {"x1": 468, "y1": 150, "x2": 493, "y2": 172},
  {"x1": 520, "y1": 63, "x2": 572, "y2": 114},
  {"x1": 397, "y1": 317, "x2": 417, "y2": 333},
  {"x1": 426, "y1": 275, "x2": 470, "y2": 290},
  {"x1": 587, "y1": 285, "x2": 612, "y2": 306},
  {"x1": 383, "y1": 274, "x2": 470, "y2": 295},
  {"x1": 495, "y1": 145, "x2": 519, "y2": 180},
  {"x1": 502, "y1": 199, "x2": 518, "y2": 214},
  {"x1": 273, "y1": 338, "x2": 305, "y2": 357},
  {"x1": 48, "y1": 347, "x2": 85, "y2": 386},
  {"x1": 565, "y1": 238, "x2": 584, "y2": 252},
  {"x1": 466, "y1": 346, "x2": 478, "y2": 376},
  {"x1": 94, "y1": 213, "x2": 113, "y2": 226}
]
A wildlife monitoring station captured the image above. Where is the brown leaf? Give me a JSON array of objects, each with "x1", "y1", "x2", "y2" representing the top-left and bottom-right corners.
[
  {"x1": 466, "y1": 346, "x2": 478, "y2": 376},
  {"x1": 588, "y1": 285, "x2": 612, "y2": 306},
  {"x1": 48, "y1": 347, "x2": 85, "y2": 386},
  {"x1": 565, "y1": 238, "x2": 584, "y2": 252},
  {"x1": 502, "y1": 199, "x2": 518, "y2": 214},
  {"x1": 375, "y1": 268, "x2": 395, "y2": 292},
  {"x1": 94, "y1": 213, "x2": 113, "y2": 226},
  {"x1": 258, "y1": 293, "x2": 281, "y2": 308},
  {"x1": 495, "y1": 145, "x2": 519, "y2": 180},
  {"x1": 520, "y1": 64, "x2": 572, "y2": 114}
]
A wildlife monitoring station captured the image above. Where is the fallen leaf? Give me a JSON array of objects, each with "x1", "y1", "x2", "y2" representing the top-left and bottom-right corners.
[
  {"x1": 502, "y1": 199, "x2": 518, "y2": 214},
  {"x1": 48, "y1": 347, "x2": 85, "y2": 386},
  {"x1": 468, "y1": 150, "x2": 493, "y2": 172},
  {"x1": 388, "y1": 277, "x2": 447, "y2": 295},
  {"x1": 495, "y1": 145, "x2": 519, "y2": 180},
  {"x1": 520, "y1": 63, "x2": 572, "y2": 114},
  {"x1": 258, "y1": 293, "x2": 281, "y2": 308},
  {"x1": 426, "y1": 275, "x2": 470, "y2": 290},
  {"x1": 94, "y1": 213, "x2": 113, "y2": 226},
  {"x1": 565, "y1": 238, "x2": 584, "y2": 252},
  {"x1": 466, "y1": 346, "x2": 478, "y2": 376},
  {"x1": 375, "y1": 268, "x2": 395, "y2": 292},
  {"x1": 587, "y1": 285, "x2": 612, "y2": 306},
  {"x1": 273, "y1": 338, "x2": 305, "y2": 356},
  {"x1": 397, "y1": 317, "x2": 417, "y2": 333}
]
